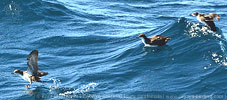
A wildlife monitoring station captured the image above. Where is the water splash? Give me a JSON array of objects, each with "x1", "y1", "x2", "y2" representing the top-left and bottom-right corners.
[
  {"x1": 49, "y1": 78, "x2": 61, "y2": 91},
  {"x1": 4, "y1": 1, "x2": 22, "y2": 16},
  {"x1": 59, "y1": 82, "x2": 98, "y2": 96},
  {"x1": 211, "y1": 52, "x2": 227, "y2": 66},
  {"x1": 185, "y1": 21, "x2": 221, "y2": 38},
  {"x1": 220, "y1": 41, "x2": 227, "y2": 56}
]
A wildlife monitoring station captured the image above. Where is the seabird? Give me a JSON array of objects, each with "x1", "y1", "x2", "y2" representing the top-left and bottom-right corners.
[
  {"x1": 191, "y1": 12, "x2": 220, "y2": 31},
  {"x1": 138, "y1": 34, "x2": 170, "y2": 46},
  {"x1": 12, "y1": 50, "x2": 48, "y2": 88}
]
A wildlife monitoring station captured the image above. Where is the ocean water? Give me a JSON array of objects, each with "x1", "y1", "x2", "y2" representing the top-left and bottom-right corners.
[{"x1": 1, "y1": 0, "x2": 227, "y2": 100}]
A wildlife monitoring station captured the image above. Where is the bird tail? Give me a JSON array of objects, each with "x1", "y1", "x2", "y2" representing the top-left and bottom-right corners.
[
  {"x1": 166, "y1": 37, "x2": 171, "y2": 40},
  {"x1": 165, "y1": 37, "x2": 171, "y2": 42},
  {"x1": 209, "y1": 13, "x2": 220, "y2": 21}
]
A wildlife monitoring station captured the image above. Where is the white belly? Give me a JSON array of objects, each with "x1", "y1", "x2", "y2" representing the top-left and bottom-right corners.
[
  {"x1": 141, "y1": 38, "x2": 158, "y2": 47},
  {"x1": 197, "y1": 16, "x2": 202, "y2": 22},
  {"x1": 197, "y1": 16, "x2": 206, "y2": 24},
  {"x1": 20, "y1": 72, "x2": 31, "y2": 82},
  {"x1": 141, "y1": 38, "x2": 146, "y2": 45}
]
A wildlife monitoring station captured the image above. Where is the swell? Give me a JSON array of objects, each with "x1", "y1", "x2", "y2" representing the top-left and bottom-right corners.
[
  {"x1": 31, "y1": 17, "x2": 227, "y2": 70},
  {"x1": 1, "y1": 0, "x2": 75, "y2": 22},
  {"x1": 32, "y1": 35, "x2": 141, "y2": 64},
  {"x1": 31, "y1": 34, "x2": 144, "y2": 94},
  {"x1": 155, "y1": 18, "x2": 227, "y2": 95},
  {"x1": 28, "y1": 18, "x2": 226, "y2": 94},
  {"x1": 14, "y1": 15, "x2": 226, "y2": 99}
]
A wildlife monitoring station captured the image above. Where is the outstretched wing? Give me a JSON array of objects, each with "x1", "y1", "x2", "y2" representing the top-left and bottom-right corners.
[
  {"x1": 27, "y1": 50, "x2": 39, "y2": 75},
  {"x1": 205, "y1": 21, "x2": 217, "y2": 31}
]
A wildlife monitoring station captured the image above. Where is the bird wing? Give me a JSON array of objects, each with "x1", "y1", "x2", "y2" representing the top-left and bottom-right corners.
[
  {"x1": 203, "y1": 15, "x2": 214, "y2": 21},
  {"x1": 209, "y1": 13, "x2": 220, "y2": 21},
  {"x1": 149, "y1": 36, "x2": 158, "y2": 43},
  {"x1": 27, "y1": 50, "x2": 39, "y2": 75},
  {"x1": 204, "y1": 20, "x2": 217, "y2": 31},
  {"x1": 200, "y1": 14, "x2": 206, "y2": 16},
  {"x1": 149, "y1": 36, "x2": 162, "y2": 44}
]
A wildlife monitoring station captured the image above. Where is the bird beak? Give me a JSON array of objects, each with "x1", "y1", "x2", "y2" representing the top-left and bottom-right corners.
[{"x1": 11, "y1": 72, "x2": 15, "y2": 74}]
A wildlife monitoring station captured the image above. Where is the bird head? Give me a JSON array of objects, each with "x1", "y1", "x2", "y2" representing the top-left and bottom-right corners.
[
  {"x1": 191, "y1": 12, "x2": 199, "y2": 16},
  {"x1": 138, "y1": 34, "x2": 146, "y2": 38},
  {"x1": 12, "y1": 69, "x2": 23, "y2": 75}
]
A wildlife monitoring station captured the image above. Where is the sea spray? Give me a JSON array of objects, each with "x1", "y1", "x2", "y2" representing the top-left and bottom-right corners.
[
  {"x1": 59, "y1": 82, "x2": 98, "y2": 96},
  {"x1": 49, "y1": 78, "x2": 61, "y2": 91}
]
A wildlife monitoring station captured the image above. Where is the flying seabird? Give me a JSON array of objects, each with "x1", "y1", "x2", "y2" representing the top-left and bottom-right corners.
[
  {"x1": 138, "y1": 34, "x2": 170, "y2": 46},
  {"x1": 191, "y1": 12, "x2": 220, "y2": 31},
  {"x1": 12, "y1": 50, "x2": 48, "y2": 88}
]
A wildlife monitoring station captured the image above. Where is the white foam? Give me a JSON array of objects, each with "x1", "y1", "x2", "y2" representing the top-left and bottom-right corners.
[
  {"x1": 49, "y1": 78, "x2": 61, "y2": 91},
  {"x1": 186, "y1": 22, "x2": 221, "y2": 38},
  {"x1": 211, "y1": 52, "x2": 227, "y2": 66},
  {"x1": 59, "y1": 82, "x2": 98, "y2": 96}
]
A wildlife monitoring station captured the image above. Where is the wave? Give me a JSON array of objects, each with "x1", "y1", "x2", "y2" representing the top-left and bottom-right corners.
[
  {"x1": 1, "y1": 0, "x2": 75, "y2": 22},
  {"x1": 30, "y1": 17, "x2": 227, "y2": 68},
  {"x1": 2, "y1": 0, "x2": 227, "y2": 99}
]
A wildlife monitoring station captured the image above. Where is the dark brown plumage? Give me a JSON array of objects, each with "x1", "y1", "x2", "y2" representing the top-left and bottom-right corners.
[{"x1": 138, "y1": 34, "x2": 170, "y2": 46}]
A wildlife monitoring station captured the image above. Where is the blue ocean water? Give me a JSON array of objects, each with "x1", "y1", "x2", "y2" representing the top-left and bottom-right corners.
[{"x1": 1, "y1": 0, "x2": 227, "y2": 100}]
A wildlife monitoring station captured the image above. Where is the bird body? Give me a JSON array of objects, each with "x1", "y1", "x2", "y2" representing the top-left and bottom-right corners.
[
  {"x1": 138, "y1": 34, "x2": 170, "y2": 47},
  {"x1": 191, "y1": 12, "x2": 220, "y2": 31},
  {"x1": 12, "y1": 50, "x2": 48, "y2": 88},
  {"x1": 20, "y1": 71, "x2": 32, "y2": 82}
]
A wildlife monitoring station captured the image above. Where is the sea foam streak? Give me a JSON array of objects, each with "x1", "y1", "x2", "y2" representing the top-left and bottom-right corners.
[{"x1": 59, "y1": 82, "x2": 98, "y2": 96}]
